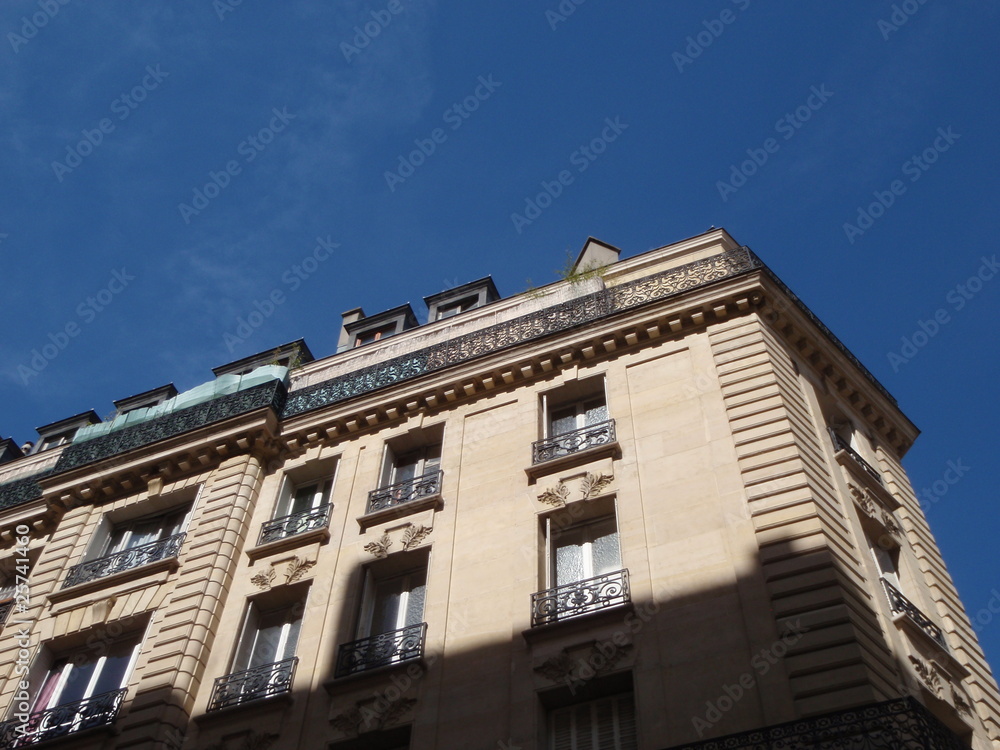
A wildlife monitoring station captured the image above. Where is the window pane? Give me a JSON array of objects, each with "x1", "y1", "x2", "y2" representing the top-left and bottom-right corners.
[
  {"x1": 289, "y1": 484, "x2": 318, "y2": 515},
  {"x1": 590, "y1": 520, "x2": 621, "y2": 576},
  {"x1": 555, "y1": 534, "x2": 586, "y2": 586},
  {"x1": 551, "y1": 407, "x2": 578, "y2": 437},
  {"x1": 584, "y1": 399, "x2": 608, "y2": 426},
  {"x1": 372, "y1": 578, "x2": 405, "y2": 634},
  {"x1": 89, "y1": 646, "x2": 134, "y2": 696}
]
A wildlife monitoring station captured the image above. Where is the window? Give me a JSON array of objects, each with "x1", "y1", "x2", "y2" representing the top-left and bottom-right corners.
[
  {"x1": 869, "y1": 536, "x2": 900, "y2": 590},
  {"x1": 551, "y1": 516, "x2": 621, "y2": 589},
  {"x1": 549, "y1": 397, "x2": 608, "y2": 439},
  {"x1": 260, "y1": 478, "x2": 333, "y2": 545},
  {"x1": 20, "y1": 637, "x2": 139, "y2": 743},
  {"x1": 64, "y1": 505, "x2": 191, "y2": 588},
  {"x1": 434, "y1": 295, "x2": 478, "y2": 320},
  {"x1": 533, "y1": 504, "x2": 629, "y2": 626},
  {"x1": 533, "y1": 378, "x2": 615, "y2": 465},
  {"x1": 336, "y1": 563, "x2": 428, "y2": 677},
  {"x1": 354, "y1": 323, "x2": 398, "y2": 347},
  {"x1": 381, "y1": 445, "x2": 441, "y2": 488},
  {"x1": 367, "y1": 429, "x2": 444, "y2": 516},
  {"x1": 549, "y1": 694, "x2": 637, "y2": 750},
  {"x1": 210, "y1": 600, "x2": 302, "y2": 711},
  {"x1": 0, "y1": 575, "x2": 14, "y2": 626}
]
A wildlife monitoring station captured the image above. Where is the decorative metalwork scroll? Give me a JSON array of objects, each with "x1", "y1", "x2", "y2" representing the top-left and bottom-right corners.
[
  {"x1": 366, "y1": 470, "x2": 442, "y2": 515},
  {"x1": 881, "y1": 578, "x2": 947, "y2": 649},
  {"x1": 0, "y1": 688, "x2": 127, "y2": 748},
  {"x1": 62, "y1": 533, "x2": 186, "y2": 589},
  {"x1": 335, "y1": 623, "x2": 427, "y2": 678},
  {"x1": 208, "y1": 657, "x2": 298, "y2": 712},
  {"x1": 258, "y1": 504, "x2": 331, "y2": 545},
  {"x1": 668, "y1": 697, "x2": 964, "y2": 749},
  {"x1": 532, "y1": 420, "x2": 616, "y2": 465},
  {"x1": 531, "y1": 569, "x2": 630, "y2": 627},
  {"x1": 0, "y1": 474, "x2": 46, "y2": 512}
]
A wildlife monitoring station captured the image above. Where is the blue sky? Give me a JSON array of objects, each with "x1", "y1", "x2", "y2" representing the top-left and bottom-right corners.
[{"x1": 2, "y1": 2, "x2": 999, "y2": 673}]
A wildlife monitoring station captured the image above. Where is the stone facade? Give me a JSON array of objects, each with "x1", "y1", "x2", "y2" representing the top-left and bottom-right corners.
[{"x1": 0, "y1": 229, "x2": 997, "y2": 750}]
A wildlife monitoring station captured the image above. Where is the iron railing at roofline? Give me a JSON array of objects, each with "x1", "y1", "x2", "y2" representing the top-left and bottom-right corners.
[
  {"x1": 666, "y1": 697, "x2": 964, "y2": 750},
  {"x1": 366, "y1": 470, "x2": 443, "y2": 515},
  {"x1": 830, "y1": 429, "x2": 884, "y2": 484},
  {"x1": 0, "y1": 688, "x2": 127, "y2": 749},
  {"x1": 258, "y1": 504, "x2": 331, "y2": 545},
  {"x1": 532, "y1": 419, "x2": 616, "y2": 465},
  {"x1": 208, "y1": 657, "x2": 298, "y2": 712},
  {"x1": 881, "y1": 578, "x2": 947, "y2": 649},
  {"x1": 335, "y1": 623, "x2": 427, "y2": 678},
  {"x1": 0, "y1": 245, "x2": 899, "y2": 511},
  {"x1": 62, "y1": 533, "x2": 186, "y2": 589},
  {"x1": 532, "y1": 569, "x2": 630, "y2": 627}
]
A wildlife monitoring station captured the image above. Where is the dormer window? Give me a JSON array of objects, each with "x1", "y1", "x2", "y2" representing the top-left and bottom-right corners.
[
  {"x1": 424, "y1": 277, "x2": 499, "y2": 324},
  {"x1": 343, "y1": 304, "x2": 418, "y2": 350},
  {"x1": 32, "y1": 411, "x2": 100, "y2": 455},
  {"x1": 212, "y1": 340, "x2": 313, "y2": 378}
]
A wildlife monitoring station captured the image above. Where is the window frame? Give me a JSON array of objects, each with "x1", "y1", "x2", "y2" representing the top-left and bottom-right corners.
[
  {"x1": 548, "y1": 692, "x2": 638, "y2": 750},
  {"x1": 356, "y1": 566, "x2": 427, "y2": 639},
  {"x1": 275, "y1": 476, "x2": 333, "y2": 519},
  {"x1": 231, "y1": 599, "x2": 304, "y2": 673}
]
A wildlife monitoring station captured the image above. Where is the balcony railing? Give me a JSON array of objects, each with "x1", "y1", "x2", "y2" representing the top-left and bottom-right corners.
[
  {"x1": 532, "y1": 569, "x2": 630, "y2": 627},
  {"x1": 63, "y1": 533, "x2": 186, "y2": 589},
  {"x1": 366, "y1": 471, "x2": 442, "y2": 515},
  {"x1": 335, "y1": 623, "x2": 427, "y2": 678},
  {"x1": 208, "y1": 657, "x2": 298, "y2": 712},
  {"x1": 0, "y1": 688, "x2": 127, "y2": 749},
  {"x1": 258, "y1": 504, "x2": 331, "y2": 545},
  {"x1": 532, "y1": 420, "x2": 616, "y2": 465},
  {"x1": 830, "y1": 430, "x2": 883, "y2": 484},
  {"x1": 881, "y1": 578, "x2": 947, "y2": 649},
  {"x1": 0, "y1": 600, "x2": 12, "y2": 626}
]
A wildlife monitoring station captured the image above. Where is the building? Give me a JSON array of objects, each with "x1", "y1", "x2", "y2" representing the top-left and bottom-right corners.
[{"x1": 0, "y1": 229, "x2": 998, "y2": 750}]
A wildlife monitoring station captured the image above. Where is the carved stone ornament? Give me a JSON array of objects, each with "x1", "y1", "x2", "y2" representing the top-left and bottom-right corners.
[
  {"x1": 909, "y1": 655, "x2": 943, "y2": 697},
  {"x1": 285, "y1": 556, "x2": 316, "y2": 584},
  {"x1": 951, "y1": 684, "x2": 973, "y2": 716},
  {"x1": 332, "y1": 697, "x2": 417, "y2": 737},
  {"x1": 364, "y1": 532, "x2": 392, "y2": 559},
  {"x1": 848, "y1": 482, "x2": 902, "y2": 540},
  {"x1": 534, "y1": 640, "x2": 632, "y2": 685},
  {"x1": 581, "y1": 472, "x2": 614, "y2": 500},
  {"x1": 538, "y1": 482, "x2": 570, "y2": 507},
  {"x1": 250, "y1": 567, "x2": 276, "y2": 590},
  {"x1": 401, "y1": 524, "x2": 432, "y2": 552}
]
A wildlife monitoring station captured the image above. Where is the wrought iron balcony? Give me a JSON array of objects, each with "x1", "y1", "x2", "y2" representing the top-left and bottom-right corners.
[
  {"x1": 830, "y1": 430, "x2": 883, "y2": 484},
  {"x1": 366, "y1": 470, "x2": 442, "y2": 515},
  {"x1": 258, "y1": 504, "x2": 331, "y2": 545},
  {"x1": 0, "y1": 600, "x2": 12, "y2": 626},
  {"x1": 881, "y1": 578, "x2": 947, "y2": 649},
  {"x1": 532, "y1": 569, "x2": 630, "y2": 627},
  {"x1": 532, "y1": 420, "x2": 616, "y2": 465},
  {"x1": 335, "y1": 623, "x2": 427, "y2": 678},
  {"x1": 62, "y1": 533, "x2": 186, "y2": 589},
  {"x1": 0, "y1": 688, "x2": 127, "y2": 748},
  {"x1": 208, "y1": 656, "x2": 298, "y2": 712}
]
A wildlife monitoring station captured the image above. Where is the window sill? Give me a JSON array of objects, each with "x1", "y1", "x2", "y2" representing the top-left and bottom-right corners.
[
  {"x1": 195, "y1": 691, "x2": 293, "y2": 724},
  {"x1": 357, "y1": 495, "x2": 442, "y2": 530},
  {"x1": 48, "y1": 557, "x2": 179, "y2": 605},
  {"x1": 247, "y1": 527, "x2": 330, "y2": 561},
  {"x1": 522, "y1": 601, "x2": 634, "y2": 645},
  {"x1": 323, "y1": 656, "x2": 427, "y2": 692},
  {"x1": 890, "y1": 613, "x2": 969, "y2": 680},
  {"x1": 525, "y1": 441, "x2": 621, "y2": 482}
]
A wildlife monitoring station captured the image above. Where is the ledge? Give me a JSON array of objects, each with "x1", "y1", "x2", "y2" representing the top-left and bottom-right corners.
[
  {"x1": 323, "y1": 656, "x2": 427, "y2": 692},
  {"x1": 246, "y1": 527, "x2": 330, "y2": 561},
  {"x1": 47, "y1": 557, "x2": 179, "y2": 605},
  {"x1": 522, "y1": 602, "x2": 634, "y2": 645},
  {"x1": 891, "y1": 614, "x2": 970, "y2": 680},
  {"x1": 524, "y1": 442, "x2": 621, "y2": 482},
  {"x1": 357, "y1": 495, "x2": 443, "y2": 530},
  {"x1": 194, "y1": 691, "x2": 293, "y2": 725}
]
